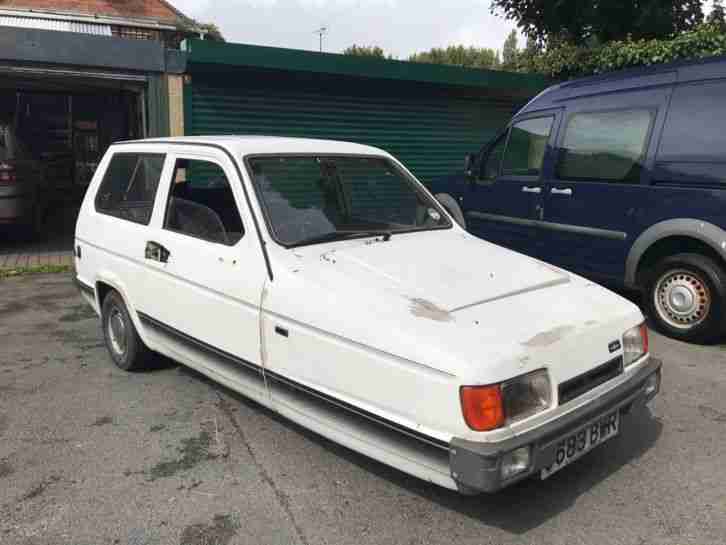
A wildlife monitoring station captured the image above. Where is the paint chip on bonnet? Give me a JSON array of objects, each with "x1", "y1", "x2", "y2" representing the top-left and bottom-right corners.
[
  {"x1": 409, "y1": 298, "x2": 454, "y2": 322},
  {"x1": 522, "y1": 325, "x2": 575, "y2": 347}
]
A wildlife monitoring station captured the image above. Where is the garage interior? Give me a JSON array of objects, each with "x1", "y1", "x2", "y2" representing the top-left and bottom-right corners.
[{"x1": 0, "y1": 67, "x2": 145, "y2": 244}]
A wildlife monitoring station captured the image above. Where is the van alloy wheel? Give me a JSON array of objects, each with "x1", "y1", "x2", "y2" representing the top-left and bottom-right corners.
[{"x1": 653, "y1": 269, "x2": 711, "y2": 330}]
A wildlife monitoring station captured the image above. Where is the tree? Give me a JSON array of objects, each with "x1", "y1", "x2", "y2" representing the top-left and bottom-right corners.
[
  {"x1": 490, "y1": 0, "x2": 704, "y2": 46},
  {"x1": 708, "y1": 0, "x2": 726, "y2": 28},
  {"x1": 179, "y1": 18, "x2": 225, "y2": 42},
  {"x1": 343, "y1": 45, "x2": 391, "y2": 59},
  {"x1": 501, "y1": 30, "x2": 519, "y2": 69},
  {"x1": 408, "y1": 45, "x2": 500, "y2": 69}
]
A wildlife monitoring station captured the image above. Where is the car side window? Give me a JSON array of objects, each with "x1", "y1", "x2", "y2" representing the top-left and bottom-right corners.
[
  {"x1": 95, "y1": 153, "x2": 165, "y2": 225},
  {"x1": 501, "y1": 117, "x2": 553, "y2": 177},
  {"x1": 556, "y1": 109, "x2": 653, "y2": 183},
  {"x1": 479, "y1": 134, "x2": 506, "y2": 183},
  {"x1": 163, "y1": 158, "x2": 244, "y2": 246}
]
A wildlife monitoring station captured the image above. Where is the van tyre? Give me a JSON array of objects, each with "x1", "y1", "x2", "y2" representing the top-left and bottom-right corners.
[
  {"x1": 645, "y1": 253, "x2": 726, "y2": 344},
  {"x1": 101, "y1": 290, "x2": 153, "y2": 371},
  {"x1": 434, "y1": 193, "x2": 466, "y2": 229}
]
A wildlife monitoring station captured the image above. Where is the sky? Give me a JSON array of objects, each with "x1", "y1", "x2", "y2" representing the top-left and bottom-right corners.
[
  {"x1": 168, "y1": 0, "x2": 518, "y2": 58},
  {"x1": 169, "y1": 0, "x2": 717, "y2": 59}
]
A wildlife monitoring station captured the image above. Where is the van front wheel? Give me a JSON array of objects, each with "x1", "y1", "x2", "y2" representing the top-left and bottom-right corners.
[{"x1": 645, "y1": 253, "x2": 726, "y2": 343}]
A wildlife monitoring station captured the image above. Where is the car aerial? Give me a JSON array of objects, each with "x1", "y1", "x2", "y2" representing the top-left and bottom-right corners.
[
  {"x1": 74, "y1": 136, "x2": 661, "y2": 494},
  {"x1": 431, "y1": 54, "x2": 726, "y2": 344}
]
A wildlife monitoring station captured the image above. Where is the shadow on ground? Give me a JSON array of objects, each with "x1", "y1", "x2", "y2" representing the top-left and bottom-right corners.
[{"x1": 178, "y1": 364, "x2": 663, "y2": 536}]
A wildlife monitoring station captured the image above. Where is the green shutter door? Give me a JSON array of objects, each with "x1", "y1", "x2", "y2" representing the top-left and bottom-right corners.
[{"x1": 187, "y1": 71, "x2": 520, "y2": 184}]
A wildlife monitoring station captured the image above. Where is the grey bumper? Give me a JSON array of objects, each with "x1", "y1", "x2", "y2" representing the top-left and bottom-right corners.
[{"x1": 450, "y1": 358, "x2": 662, "y2": 494}]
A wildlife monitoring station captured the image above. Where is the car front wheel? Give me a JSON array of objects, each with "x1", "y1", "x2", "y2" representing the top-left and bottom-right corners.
[{"x1": 645, "y1": 253, "x2": 726, "y2": 344}]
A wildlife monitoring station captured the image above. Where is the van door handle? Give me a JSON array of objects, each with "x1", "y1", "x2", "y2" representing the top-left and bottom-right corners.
[
  {"x1": 145, "y1": 241, "x2": 170, "y2": 263},
  {"x1": 522, "y1": 186, "x2": 542, "y2": 194},
  {"x1": 551, "y1": 187, "x2": 573, "y2": 196}
]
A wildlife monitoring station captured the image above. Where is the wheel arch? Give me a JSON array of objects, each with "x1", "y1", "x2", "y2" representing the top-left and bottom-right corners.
[
  {"x1": 94, "y1": 273, "x2": 156, "y2": 350},
  {"x1": 626, "y1": 219, "x2": 726, "y2": 287}
]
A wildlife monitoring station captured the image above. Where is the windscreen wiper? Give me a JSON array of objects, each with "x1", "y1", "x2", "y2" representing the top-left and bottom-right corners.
[{"x1": 291, "y1": 230, "x2": 392, "y2": 248}]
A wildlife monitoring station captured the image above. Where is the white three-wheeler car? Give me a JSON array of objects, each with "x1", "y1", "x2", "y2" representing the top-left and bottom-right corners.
[{"x1": 74, "y1": 136, "x2": 661, "y2": 494}]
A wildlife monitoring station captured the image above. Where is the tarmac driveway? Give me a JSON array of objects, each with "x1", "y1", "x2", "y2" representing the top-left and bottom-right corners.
[{"x1": 1, "y1": 273, "x2": 725, "y2": 545}]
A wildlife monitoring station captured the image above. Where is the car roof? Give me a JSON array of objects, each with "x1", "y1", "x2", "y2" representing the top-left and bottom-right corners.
[
  {"x1": 518, "y1": 53, "x2": 726, "y2": 116},
  {"x1": 113, "y1": 136, "x2": 390, "y2": 157}
]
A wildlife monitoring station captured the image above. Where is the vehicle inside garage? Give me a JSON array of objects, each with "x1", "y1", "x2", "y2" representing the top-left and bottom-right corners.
[{"x1": 0, "y1": 69, "x2": 144, "y2": 239}]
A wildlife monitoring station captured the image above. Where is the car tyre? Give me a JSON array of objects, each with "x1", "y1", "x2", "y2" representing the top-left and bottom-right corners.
[
  {"x1": 434, "y1": 193, "x2": 466, "y2": 229},
  {"x1": 101, "y1": 290, "x2": 153, "y2": 371},
  {"x1": 644, "y1": 253, "x2": 726, "y2": 344}
]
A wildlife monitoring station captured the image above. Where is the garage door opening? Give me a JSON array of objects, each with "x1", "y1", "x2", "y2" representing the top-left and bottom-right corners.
[{"x1": 0, "y1": 68, "x2": 144, "y2": 246}]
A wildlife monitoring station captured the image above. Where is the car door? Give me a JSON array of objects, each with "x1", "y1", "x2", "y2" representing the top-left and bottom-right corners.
[
  {"x1": 138, "y1": 147, "x2": 269, "y2": 400},
  {"x1": 540, "y1": 88, "x2": 672, "y2": 281},
  {"x1": 462, "y1": 112, "x2": 559, "y2": 257}
]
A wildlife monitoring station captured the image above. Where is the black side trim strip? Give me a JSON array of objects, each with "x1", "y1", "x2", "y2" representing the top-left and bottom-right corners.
[
  {"x1": 111, "y1": 140, "x2": 274, "y2": 281},
  {"x1": 265, "y1": 370, "x2": 449, "y2": 451},
  {"x1": 137, "y1": 311, "x2": 449, "y2": 451},
  {"x1": 74, "y1": 276, "x2": 95, "y2": 298},
  {"x1": 138, "y1": 311, "x2": 262, "y2": 375}
]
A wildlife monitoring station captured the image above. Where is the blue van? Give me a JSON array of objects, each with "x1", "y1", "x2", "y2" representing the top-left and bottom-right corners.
[{"x1": 430, "y1": 55, "x2": 726, "y2": 344}]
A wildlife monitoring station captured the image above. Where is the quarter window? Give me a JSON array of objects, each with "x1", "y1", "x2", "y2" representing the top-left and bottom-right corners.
[
  {"x1": 95, "y1": 153, "x2": 165, "y2": 225},
  {"x1": 501, "y1": 117, "x2": 553, "y2": 177},
  {"x1": 163, "y1": 159, "x2": 244, "y2": 245},
  {"x1": 480, "y1": 134, "x2": 506, "y2": 182},
  {"x1": 556, "y1": 110, "x2": 653, "y2": 183}
]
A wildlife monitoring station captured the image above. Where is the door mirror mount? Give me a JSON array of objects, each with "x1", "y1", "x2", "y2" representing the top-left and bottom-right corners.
[{"x1": 464, "y1": 153, "x2": 477, "y2": 181}]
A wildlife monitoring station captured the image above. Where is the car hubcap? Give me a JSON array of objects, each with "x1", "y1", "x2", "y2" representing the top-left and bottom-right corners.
[
  {"x1": 107, "y1": 307, "x2": 127, "y2": 356},
  {"x1": 654, "y1": 269, "x2": 711, "y2": 330}
]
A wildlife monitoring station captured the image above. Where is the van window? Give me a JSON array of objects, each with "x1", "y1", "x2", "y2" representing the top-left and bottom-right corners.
[
  {"x1": 164, "y1": 158, "x2": 244, "y2": 246},
  {"x1": 95, "y1": 153, "x2": 165, "y2": 225},
  {"x1": 556, "y1": 110, "x2": 653, "y2": 183},
  {"x1": 656, "y1": 80, "x2": 726, "y2": 185},
  {"x1": 480, "y1": 134, "x2": 506, "y2": 182},
  {"x1": 501, "y1": 117, "x2": 553, "y2": 177}
]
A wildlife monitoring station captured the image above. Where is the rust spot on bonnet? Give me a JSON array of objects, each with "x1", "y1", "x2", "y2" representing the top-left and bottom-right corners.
[
  {"x1": 523, "y1": 325, "x2": 574, "y2": 348},
  {"x1": 409, "y1": 298, "x2": 453, "y2": 322}
]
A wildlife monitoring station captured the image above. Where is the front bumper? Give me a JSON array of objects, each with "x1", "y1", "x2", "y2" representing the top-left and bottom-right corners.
[{"x1": 450, "y1": 357, "x2": 662, "y2": 493}]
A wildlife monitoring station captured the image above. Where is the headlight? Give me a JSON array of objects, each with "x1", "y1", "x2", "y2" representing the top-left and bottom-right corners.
[
  {"x1": 460, "y1": 370, "x2": 552, "y2": 431},
  {"x1": 501, "y1": 369, "x2": 552, "y2": 424},
  {"x1": 623, "y1": 322, "x2": 648, "y2": 367}
]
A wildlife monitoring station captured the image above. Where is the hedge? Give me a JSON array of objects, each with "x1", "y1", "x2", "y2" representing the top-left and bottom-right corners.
[{"x1": 524, "y1": 23, "x2": 726, "y2": 79}]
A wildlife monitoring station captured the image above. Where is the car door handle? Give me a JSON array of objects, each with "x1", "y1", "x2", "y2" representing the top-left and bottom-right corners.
[
  {"x1": 522, "y1": 186, "x2": 542, "y2": 194},
  {"x1": 145, "y1": 241, "x2": 170, "y2": 263},
  {"x1": 551, "y1": 187, "x2": 573, "y2": 196}
]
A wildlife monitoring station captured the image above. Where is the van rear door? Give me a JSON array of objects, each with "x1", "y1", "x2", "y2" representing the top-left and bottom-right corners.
[{"x1": 540, "y1": 86, "x2": 672, "y2": 281}]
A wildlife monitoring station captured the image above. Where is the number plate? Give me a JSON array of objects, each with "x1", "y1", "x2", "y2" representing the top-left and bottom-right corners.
[{"x1": 541, "y1": 410, "x2": 620, "y2": 480}]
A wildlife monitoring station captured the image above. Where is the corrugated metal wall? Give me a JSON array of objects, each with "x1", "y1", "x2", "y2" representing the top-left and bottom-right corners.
[
  {"x1": 0, "y1": 16, "x2": 112, "y2": 36},
  {"x1": 187, "y1": 69, "x2": 520, "y2": 184}
]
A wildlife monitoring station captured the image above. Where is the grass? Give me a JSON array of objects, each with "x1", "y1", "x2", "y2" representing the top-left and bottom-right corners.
[{"x1": 0, "y1": 264, "x2": 73, "y2": 279}]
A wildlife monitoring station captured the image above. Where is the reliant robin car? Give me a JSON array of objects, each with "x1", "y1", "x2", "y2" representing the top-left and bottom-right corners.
[{"x1": 74, "y1": 136, "x2": 661, "y2": 494}]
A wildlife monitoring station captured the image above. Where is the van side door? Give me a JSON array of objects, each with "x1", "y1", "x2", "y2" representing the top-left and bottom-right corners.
[
  {"x1": 541, "y1": 86, "x2": 673, "y2": 281},
  {"x1": 463, "y1": 111, "x2": 560, "y2": 257},
  {"x1": 137, "y1": 147, "x2": 269, "y2": 402}
]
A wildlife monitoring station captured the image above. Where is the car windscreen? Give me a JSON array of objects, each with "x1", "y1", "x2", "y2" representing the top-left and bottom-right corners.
[{"x1": 247, "y1": 155, "x2": 452, "y2": 247}]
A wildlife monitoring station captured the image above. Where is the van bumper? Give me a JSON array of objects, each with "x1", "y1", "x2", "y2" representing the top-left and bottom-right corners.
[{"x1": 449, "y1": 358, "x2": 662, "y2": 493}]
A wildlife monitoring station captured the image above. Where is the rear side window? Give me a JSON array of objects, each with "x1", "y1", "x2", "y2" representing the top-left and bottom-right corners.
[
  {"x1": 556, "y1": 110, "x2": 653, "y2": 183},
  {"x1": 95, "y1": 153, "x2": 165, "y2": 225},
  {"x1": 163, "y1": 158, "x2": 244, "y2": 246},
  {"x1": 501, "y1": 117, "x2": 553, "y2": 177},
  {"x1": 656, "y1": 80, "x2": 726, "y2": 185}
]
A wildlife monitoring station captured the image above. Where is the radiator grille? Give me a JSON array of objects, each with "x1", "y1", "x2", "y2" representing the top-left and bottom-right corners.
[{"x1": 558, "y1": 356, "x2": 624, "y2": 405}]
